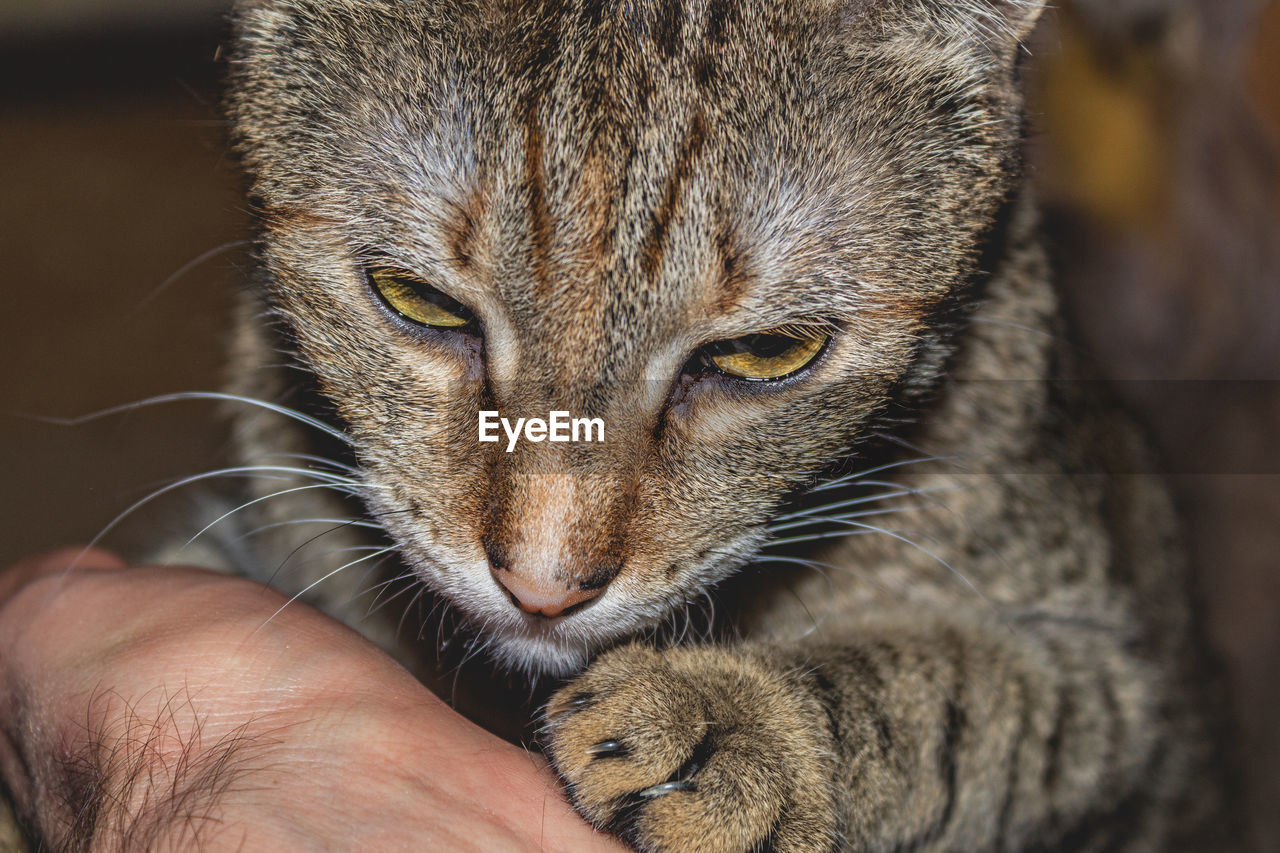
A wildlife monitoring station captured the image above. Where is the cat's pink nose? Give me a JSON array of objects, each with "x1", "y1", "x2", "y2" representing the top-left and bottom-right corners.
[{"x1": 490, "y1": 567, "x2": 604, "y2": 618}]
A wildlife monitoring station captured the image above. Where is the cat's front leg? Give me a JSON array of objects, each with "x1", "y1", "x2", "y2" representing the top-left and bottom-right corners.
[
  {"x1": 543, "y1": 643, "x2": 839, "y2": 853},
  {"x1": 546, "y1": 613, "x2": 1168, "y2": 853}
]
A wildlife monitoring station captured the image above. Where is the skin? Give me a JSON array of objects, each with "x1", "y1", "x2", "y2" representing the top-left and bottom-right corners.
[{"x1": 0, "y1": 549, "x2": 623, "y2": 852}]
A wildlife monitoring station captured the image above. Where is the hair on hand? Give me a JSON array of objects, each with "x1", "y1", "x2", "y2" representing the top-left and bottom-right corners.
[{"x1": 9, "y1": 681, "x2": 287, "y2": 852}]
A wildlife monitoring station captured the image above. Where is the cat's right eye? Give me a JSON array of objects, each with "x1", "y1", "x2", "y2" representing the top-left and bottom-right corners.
[
  {"x1": 368, "y1": 267, "x2": 475, "y2": 330},
  {"x1": 700, "y1": 326, "x2": 830, "y2": 382}
]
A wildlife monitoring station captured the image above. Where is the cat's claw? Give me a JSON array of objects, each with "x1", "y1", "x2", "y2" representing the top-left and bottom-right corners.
[
  {"x1": 586, "y1": 739, "x2": 626, "y2": 757},
  {"x1": 637, "y1": 780, "x2": 694, "y2": 798},
  {"x1": 552, "y1": 692, "x2": 595, "y2": 717}
]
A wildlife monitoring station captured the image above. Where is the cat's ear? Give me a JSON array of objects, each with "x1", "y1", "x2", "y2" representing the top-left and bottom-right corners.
[
  {"x1": 845, "y1": 0, "x2": 1047, "y2": 53},
  {"x1": 965, "y1": 0, "x2": 1047, "y2": 44},
  {"x1": 915, "y1": 0, "x2": 1048, "y2": 47}
]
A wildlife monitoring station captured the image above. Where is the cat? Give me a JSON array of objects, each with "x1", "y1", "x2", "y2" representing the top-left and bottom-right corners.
[{"x1": 203, "y1": 0, "x2": 1245, "y2": 850}]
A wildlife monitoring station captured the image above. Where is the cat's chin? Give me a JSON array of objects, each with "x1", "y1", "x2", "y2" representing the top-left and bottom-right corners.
[
  {"x1": 453, "y1": 598, "x2": 653, "y2": 679},
  {"x1": 484, "y1": 628, "x2": 595, "y2": 678}
]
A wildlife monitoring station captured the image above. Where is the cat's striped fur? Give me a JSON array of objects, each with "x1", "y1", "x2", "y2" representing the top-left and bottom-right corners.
[{"x1": 219, "y1": 1, "x2": 1240, "y2": 850}]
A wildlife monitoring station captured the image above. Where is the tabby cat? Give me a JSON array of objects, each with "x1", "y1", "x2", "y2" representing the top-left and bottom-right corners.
[{"x1": 213, "y1": 0, "x2": 1239, "y2": 850}]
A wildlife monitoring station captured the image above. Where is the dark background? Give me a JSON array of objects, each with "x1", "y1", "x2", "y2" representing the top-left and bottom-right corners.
[{"x1": 2, "y1": 1, "x2": 1277, "y2": 848}]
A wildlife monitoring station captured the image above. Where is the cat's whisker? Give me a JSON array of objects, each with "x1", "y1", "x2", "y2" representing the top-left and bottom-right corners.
[
  {"x1": 451, "y1": 630, "x2": 492, "y2": 687},
  {"x1": 672, "y1": 604, "x2": 691, "y2": 648},
  {"x1": 700, "y1": 590, "x2": 717, "y2": 643},
  {"x1": 808, "y1": 455, "x2": 955, "y2": 493},
  {"x1": 429, "y1": 595, "x2": 458, "y2": 650},
  {"x1": 775, "y1": 480, "x2": 967, "y2": 527},
  {"x1": 450, "y1": 627, "x2": 481, "y2": 701},
  {"x1": 968, "y1": 316, "x2": 1061, "y2": 339},
  {"x1": 232, "y1": 516, "x2": 383, "y2": 545},
  {"x1": 340, "y1": 554, "x2": 397, "y2": 612},
  {"x1": 826, "y1": 475, "x2": 1024, "y2": 591},
  {"x1": 253, "y1": 545, "x2": 399, "y2": 634},
  {"x1": 789, "y1": 518, "x2": 994, "y2": 608},
  {"x1": 711, "y1": 545, "x2": 841, "y2": 641},
  {"x1": 766, "y1": 503, "x2": 933, "y2": 535},
  {"x1": 270, "y1": 452, "x2": 363, "y2": 477},
  {"x1": 751, "y1": 551, "x2": 909, "y2": 600},
  {"x1": 31, "y1": 391, "x2": 351, "y2": 446},
  {"x1": 266, "y1": 543, "x2": 393, "y2": 577},
  {"x1": 867, "y1": 430, "x2": 934, "y2": 458},
  {"x1": 362, "y1": 570, "x2": 423, "y2": 620},
  {"x1": 131, "y1": 240, "x2": 253, "y2": 314},
  {"x1": 70, "y1": 465, "x2": 370, "y2": 572},
  {"x1": 254, "y1": 511, "x2": 400, "y2": 587},
  {"x1": 786, "y1": 583, "x2": 829, "y2": 639},
  {"x1": 855, "y1": 478, "x2": 963, "y2": 494},
  {"x1": 178, "y1": 481, "x2": 375, "y2": 555},
  {"x1": 770, "y1": 488, "x2": 923, "y2": 523},
  {"x1": 402, "y1": 584, "x2": 434, "y2": 643},
  {"x1": 320, "y1": 544, "x2": 396, "y2": 555},
  {"x1": 764, "y1": 529, "x2": 881, "y2": 547}
]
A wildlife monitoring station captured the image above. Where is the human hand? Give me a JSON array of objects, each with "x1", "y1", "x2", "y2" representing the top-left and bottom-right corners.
[{"x1": 0, "y1": 549, "x2": 624, "y2": 852}]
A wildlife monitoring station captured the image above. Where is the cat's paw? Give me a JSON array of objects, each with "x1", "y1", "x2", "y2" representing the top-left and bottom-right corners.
[{"x1": 543, "y1": 644, "x2": 837, "y2": 853}]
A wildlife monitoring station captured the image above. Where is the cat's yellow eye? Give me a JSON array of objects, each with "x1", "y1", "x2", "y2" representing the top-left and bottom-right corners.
[
  {"x1": 705, "y1": 328, "x2": 829, "y2": 381},
  {"x1": 368, "y1": 268, "x2": 473, "y2": 329}
]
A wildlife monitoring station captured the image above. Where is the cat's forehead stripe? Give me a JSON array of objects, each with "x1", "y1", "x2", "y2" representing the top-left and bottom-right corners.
[
  {"x1": 639, "y1": 111, "x2": 708, "y2": 285},
  {"x1": 523, "y1": 102, "x2": 555, "y2": 300}
]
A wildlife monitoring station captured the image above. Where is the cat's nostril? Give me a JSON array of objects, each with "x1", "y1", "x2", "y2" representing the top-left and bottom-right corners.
[
  {"x1": 489, "y1": 566, "x2": 607, "y2": 618},
  {"x1": 577, "y1": 563, "x2": 620, "y2": 591}
]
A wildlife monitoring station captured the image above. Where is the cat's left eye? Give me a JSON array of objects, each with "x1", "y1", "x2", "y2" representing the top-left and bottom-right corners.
[
  {"x1": 368, "y1": 267, "x2": 475, "y2": 330},
  {"x1": 701, "y1": 327, "x2": 829, "y2": 381}
]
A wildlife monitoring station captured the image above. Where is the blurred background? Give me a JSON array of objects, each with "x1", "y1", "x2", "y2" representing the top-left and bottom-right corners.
[{"x1": 1, "y1": 0, "x2": 1276, "y2": 849}]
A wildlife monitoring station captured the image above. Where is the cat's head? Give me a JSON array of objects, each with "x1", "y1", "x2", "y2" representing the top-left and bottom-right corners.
[{"x1": 229, "y1": 0, "x2": 1043, "y2": 675}]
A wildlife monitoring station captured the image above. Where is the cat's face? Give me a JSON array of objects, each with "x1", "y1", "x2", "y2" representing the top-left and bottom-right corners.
[{"x1": 231, "y1": 0, "x2": 1041, "y2": 674}]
